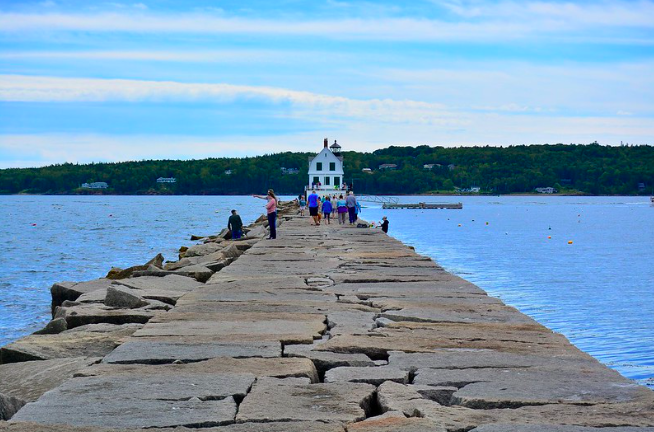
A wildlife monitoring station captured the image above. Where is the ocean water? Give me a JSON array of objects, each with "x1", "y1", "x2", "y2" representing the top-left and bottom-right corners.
[
  {"x1": 1, "y1": 195, "x2": 653, "y2": 389},
  {"x1": 362, "y1": 195, "x2": 654, "y2": 388},
  {"x1": 0, "y1": 195, "x2": 276, "y2": 347}
]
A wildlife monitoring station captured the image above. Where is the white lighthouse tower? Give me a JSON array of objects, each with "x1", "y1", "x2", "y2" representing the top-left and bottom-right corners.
[{"x1": 307, "y1": 138, "x2": 345, "y2": 196}]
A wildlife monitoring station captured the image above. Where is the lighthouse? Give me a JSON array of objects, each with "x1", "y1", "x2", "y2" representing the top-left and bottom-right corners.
[{"x1": 307, "y1": 138, "x2": 345, "y2": 195}]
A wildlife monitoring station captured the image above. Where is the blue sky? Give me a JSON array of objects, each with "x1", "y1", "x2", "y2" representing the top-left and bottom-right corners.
[{"x1": 0, "y1": 0, "x2": 653, "y2": 167}]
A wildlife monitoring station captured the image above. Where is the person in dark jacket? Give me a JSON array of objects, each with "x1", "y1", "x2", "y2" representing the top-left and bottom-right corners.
[
  {"x1": 228, "y1": 209, "x2": 243, "y2": 239},
  {"x1": 380, "y1": 216, "x2": 389, "y2": 233}
]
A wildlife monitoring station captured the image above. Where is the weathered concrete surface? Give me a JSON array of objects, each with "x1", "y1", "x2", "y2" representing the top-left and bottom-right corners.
[{"x1": 6, "y1": 210, "x2": 654, "y2": 430}]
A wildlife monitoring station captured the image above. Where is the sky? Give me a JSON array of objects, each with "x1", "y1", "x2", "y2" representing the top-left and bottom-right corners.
[{"x1": 0, "y1": 0, "x2": 653, "y2": 167}]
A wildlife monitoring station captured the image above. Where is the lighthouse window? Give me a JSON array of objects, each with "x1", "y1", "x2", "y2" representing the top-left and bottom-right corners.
[
  {"x1": 334, "y1": 177, "x2": 340, "y2": 186},
  {"x1": 316, "y1": 162, "x2": 323, "y2": 171},
  {"x1": 329, "y1": 162, "x2": 336, "y2": 171},
  {"x1": 325, "y1": 177, "x2": 330, "y2": 186}
]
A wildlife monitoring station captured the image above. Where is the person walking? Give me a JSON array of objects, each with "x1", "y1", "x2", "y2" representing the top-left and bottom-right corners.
[
  {"x1": 322, "y1": 196, "x2": 333, "y2": 224},
  {"x1": 299, "y1": 195, "x2": 307, "y2": 216},
  {"x1": 307, "y1": 189, "x2": 320, "y2": 225},
  {"x1": 253, "y1": 189, "x2": 278, "y2": 239},
  {"x1": 345, "y1": 191, "x2": 357, "y2": 225},
  {"x1": 337, "y1": 194, "x2": 347, "y2": 225},
  {"x1": 228, "y1": 209, "x2": 243, "y2": 239}
]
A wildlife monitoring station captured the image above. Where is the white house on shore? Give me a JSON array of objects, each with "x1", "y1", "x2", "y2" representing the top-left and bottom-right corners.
[
  {"x1": 307, "y1": 138, "x2": 345, "y2": 192},
  {"x1": 81, "y1": 182, "x2": 108, "y2": 189}
]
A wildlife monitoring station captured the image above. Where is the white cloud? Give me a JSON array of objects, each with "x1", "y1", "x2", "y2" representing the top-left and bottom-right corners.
[
  {"x1": 1, "y1": 2, "x2": 653, "y2": 43},
  {"x1": 0, "y1": 50, "x2": 302, "y2": 63},
  {"x1": 0, "y1": 74, "x2": 457, "y2": 126}
]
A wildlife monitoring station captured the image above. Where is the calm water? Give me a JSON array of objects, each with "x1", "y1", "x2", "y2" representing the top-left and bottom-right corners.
[
  {"x1": 1, "y1": 195, "x2": 653, "y2": 388},
  {"x1": 362, "y1": 196, "x2": 654, "y2": 388},
  {"x1": 0, "y1": 195, "x2": 275, "y2": 347}
]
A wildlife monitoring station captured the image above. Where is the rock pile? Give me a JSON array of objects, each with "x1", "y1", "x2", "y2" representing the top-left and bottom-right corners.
[
  {"x1": 0, "y1": 203, "x2": 290, "y2": 422},
  {"x1": 2, "y1": 199, "x2": 654, "y2": 431}
]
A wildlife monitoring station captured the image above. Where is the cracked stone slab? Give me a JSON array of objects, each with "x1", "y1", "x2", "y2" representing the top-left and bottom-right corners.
[
  {"x1": 0, "y1": 357, "x2": 99, "y2": 403},
  {"x1": 80, "y1": 357, "x2": 319, "y2": 383},
  {"x1": 54, "y1": 304, "x2": 156, "y2": 328},
  {"x1": 12, "y1": 396, "x2": 237, "y2": 429},
  {"x1": 18, "y1": 373, "x2": 253, "y2": 403},
  {"x1": 117, "y1": 274, "x2": 203, "y2": 293},
  {"x1": 0, "y1": 325, "x2": 139, "y2": 364},
  {"x1": 380, "y1": 305, "x2": 537, "y2": 325},
  {"x1": 348, "y1": 411, "x2": 447, "y2": 432},
  {"x1": 317, "y1": 323, "x2": 578, "y2": 358},
  {"x1": 415, "y1": 367, "x2": 651, "y2": 407},
  {"x1": 102, "y1": 339, "x2": 281, "y2": 364},
  {"x1": 133, "y1": 315, "x2": 326, "y2": 344},
  {"x1": 327, "y1": 310, "x2": 377, "y2": 335},
  {"x1": 388, "y1": 350, "x2": 598, "y2": 371},
  {"x1": 179, "y1": 288, "x2": 337, "y2": 305},
  {"x1": 284, "y1": 344, "x2": 375, "y2": 372},
  {"x1": 236, "y1": 377, "x2": 376, "y2": 423},
  {"x1": 324, "y1": 366, "x2": 409, "y2": 386}
]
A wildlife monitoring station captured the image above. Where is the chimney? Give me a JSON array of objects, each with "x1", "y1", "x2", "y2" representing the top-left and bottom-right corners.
[{"x1": 324, "y1": 138, "x2": 328, "y2": 148}]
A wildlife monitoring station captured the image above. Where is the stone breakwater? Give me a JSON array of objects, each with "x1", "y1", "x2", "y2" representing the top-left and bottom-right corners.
[{"x1": 1, "y1": 203, "x2": 654, "y2": 432}]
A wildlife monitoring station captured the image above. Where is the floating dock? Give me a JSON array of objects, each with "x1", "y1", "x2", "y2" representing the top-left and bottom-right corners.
[
  {"x1": 383, "y1": 201, "x2": 463, "y2": 209},
  {"x1": 1, "y1": 204, "x2": 654, "y2": 431}
]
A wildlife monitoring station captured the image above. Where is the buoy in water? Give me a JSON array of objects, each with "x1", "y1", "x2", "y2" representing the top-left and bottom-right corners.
[
  {"x1": 485, "y1": 222, "x2": 489, "y2": 225},
  {"x1": 458, "y1": 224, "x2": 462, "y2": 227},
  {"x1": 548, "y1": 236, "x2": 551, "y2": 239},
  {"x1": 31, "y1": 223, "x2": 37, "y2": 226},
  {"x1": 568, "y1": 240, "x2": 573, "y2": 244}
]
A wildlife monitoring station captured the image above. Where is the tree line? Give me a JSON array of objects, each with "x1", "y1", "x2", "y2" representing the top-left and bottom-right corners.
[{"x1": 1, "y1": 144, "x2": 653, "y2": 196}]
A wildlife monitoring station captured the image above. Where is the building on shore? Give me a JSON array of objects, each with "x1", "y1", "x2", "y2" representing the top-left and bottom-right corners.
[
  {"x1": 307, "y1": 138, "x2": 345, "y2": 193},
  {"x1": 81, "y1": 182, "x2": 108, "y2": 189},
  {"x1": 156, "y1": 177, "x2": 176, "y2": 183},
  {"x1": 378, "y1": 163, "x2": 397, "y2": 171},
  {"x1": 535, "y1": 187, "x2": 557, "y2": 194}
]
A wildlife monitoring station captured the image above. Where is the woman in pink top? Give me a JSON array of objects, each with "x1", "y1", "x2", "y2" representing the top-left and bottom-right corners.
[{"x1": 253, "y1": 189, "x2": 278, "y2": 239}]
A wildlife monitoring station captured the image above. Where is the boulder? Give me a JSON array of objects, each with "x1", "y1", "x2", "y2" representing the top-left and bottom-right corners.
[
  {"x1": 106, "y1": 254, "x2": 165, "y2": 280},
  {"x1": 104, "y1": 286, "x2": 148, "y2": 309},
  {"x1": 50, "y1": 279, "x2": 115, "y2": 310},
  {"x1": 33, "y1": 318, "x2": 67, "y2": 335},
  {"x1": 220, "y1": 243, "x2": 241, "y2": 259},
  {"x1": 245, "y1": 225, "x2": 267, "y2": 238},
  {"x1": 218, "y1": 227, "x2": 232, "y2": 240},
  {"x1": 184, "y1": 243, "x2": 223, "y2": 257}
]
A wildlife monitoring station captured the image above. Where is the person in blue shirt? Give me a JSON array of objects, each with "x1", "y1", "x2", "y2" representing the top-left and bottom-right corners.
[
  {"x1": 307, "y1": 190, "x2": 320, "y2": 225},
  {"x1": 322, "y1": 196, "x2": 333, "y2": 224}
]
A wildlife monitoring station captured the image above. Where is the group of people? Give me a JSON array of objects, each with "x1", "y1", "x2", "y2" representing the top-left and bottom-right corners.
[
  {"x1": 300, "y1": 190, "x2": 361, "y2": 226},
  {"x1": 227, "y1": 188, "x2": 388, "y2": 242}
]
